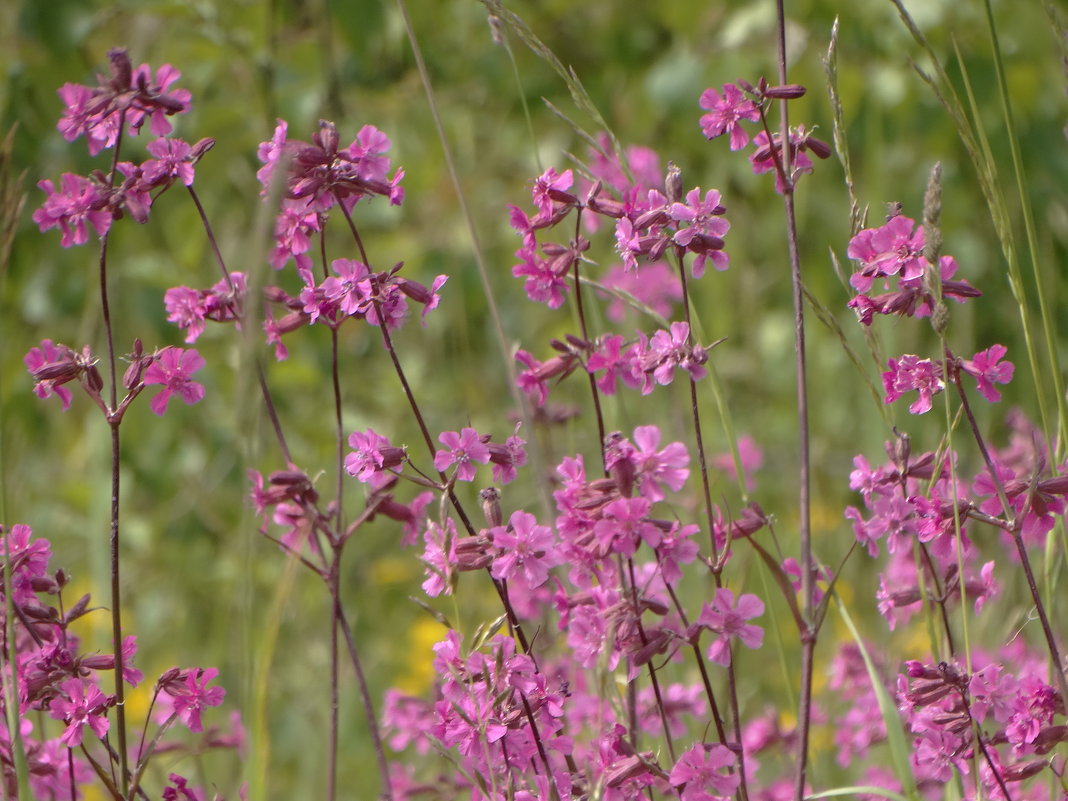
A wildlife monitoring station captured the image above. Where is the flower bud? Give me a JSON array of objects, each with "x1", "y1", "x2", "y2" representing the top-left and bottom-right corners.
[{"x1": 763, "y1": 83, "x2": 807, "y2": 99}]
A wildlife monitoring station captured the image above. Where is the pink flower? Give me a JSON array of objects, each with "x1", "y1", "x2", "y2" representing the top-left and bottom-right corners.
[
  {"x1": 345, "y1": 428, "x2": 405, "y2": 483},
  {"x1": 960, "y1": 344, "x2": 1014, "y2": 403},
  {"x1": 32, "y1": 174, "x2": 112, "y2": 247},
  {"x1": 141, "y1": 137, "x2": 197, "y2": 187},
  {"x1": 24, "y1": 339, "x2": 77, "y2": 410},
  {"x1": 143, "y1": 347, "x2": 206, "y2": 415},
  {"x1": 668, "y1": 188, "x2": 730, "y2": 277},
  {"x1": 163, "y1": 667, "x2": 226, "y2": 733},
  {"x1": 530, "y1": 167, "x2": 576, "y2": 222},
  {"x1": 632, "y1": 424, "x2": 690, "y2": 502},
  {"x1": 696, "y1": 588, "x2": 765, "y2": 666},
  {"x1": 433, "y1": 428, "x2": 490, "y2": 482},
  {"x1": 699, "y1": 83, "x2": 760, "y2": 150},
  {"x1": 49, "y1": 678, "x2": 111, "y2": 747},
  {"x1": 882, "y1": 354, "x2": 943, "y2": 414},
  {"x1": 489, "y1": 510, "x2": 557, "y2": 588},
  {"x1": 669, "y1": 742, "x2": 740, "y2": 800}
]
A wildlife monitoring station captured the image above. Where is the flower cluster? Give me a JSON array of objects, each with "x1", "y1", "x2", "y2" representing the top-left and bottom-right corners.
[
  {"x1": 699, "y1": 79, "x2": 831, "y2": 193},
  {"x1": 846, "y1": 213, "x2": 981, "y2": 326},
  {"x1": 34, "y1": 49, "x2": 212, "y2": 247},
  {"x1": 0, "y1": 524, "x2": 233, "y2": 798}
]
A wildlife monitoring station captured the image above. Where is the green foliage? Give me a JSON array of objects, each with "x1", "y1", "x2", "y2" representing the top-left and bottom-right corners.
[{"x1": 2, "y1": 1, "x2": 1066, "y2": 798}]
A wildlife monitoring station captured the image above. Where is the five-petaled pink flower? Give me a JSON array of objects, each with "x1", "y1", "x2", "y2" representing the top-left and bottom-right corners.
[
  {"x1": 699, "y1": 83, "x2": 760, "y2": 150},
  {"x1": 164, "y1": 667, "x2": 226, "y2": 733},
  {"x1": 489, "y1": 510, "x2": 558, "y2": 588},
  {"x1": 961, "y1": 345, "x2": 1014, "y2": 403},
  {"x1": 49, "y1": 678, "x2": 111, "y2": 748},
  {"x1": 882, "y1": 354, "x2": 943, "y2": 415},
  {"x1": 433, "y1": 428, "x2": 490, "y2": 482},
  {"x1": 143, "y1": 347, "x2": 206, "y2": 415},
  {"x1": 33, "y1": 174, "x2": 113, "y2": 247},
  {"x1": 669, "y1": 742, "x2": 741, "y2": 801},
  {"x1": 695, "y1": 588, "x2": 765, "y2": 666}
]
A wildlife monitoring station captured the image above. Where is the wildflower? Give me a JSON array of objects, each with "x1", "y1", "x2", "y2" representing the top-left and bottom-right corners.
[
  {"x1": 56, "y1": 49, "x2": 191, "y2": 154},
  {"x1": 882, "y1": 354, "x2": 943, "y2": 414},
  {"x1": 32, "y1": 174, "x2": 112, "y2": 247},
  {"x1": 142, "y1": 347, "x2": 206, "y2": 415},
  {"x1": 530, "y1": 167, "x2": 577, "y2": 222},
  {"x1": 489, "y1": 510, "x2": 558, "y2": 588},
  {"x1": 668, "y1": 188, "x2": 730, "y2": 277},
  {"x1": 434, "y1": 428, "x2": 491, "y2": 482},
  {"x1": 695, "y1": 587, "x2": 765, "y2": 666},
  {"x1": 49, "y1": 678, "x2": 112, "y2": 747},
  {"x1": 669, "y1": 742, "x2": 740, "y2": 801},
  {"x1": 960, "y1": 344, "x2": 1014, "y2": 403},
  {"x1": 140, "y1": 136, "x2": 205, "y2": 189},
  {"x1": 345, "y1": 428, "x2": 406, "y2": 483},
  {"x1": 162, "y1": 667, "x2": 226, "y2": 733},
  {"x1": 699, "y1": 83, "x2": 760, "y2": 150}
]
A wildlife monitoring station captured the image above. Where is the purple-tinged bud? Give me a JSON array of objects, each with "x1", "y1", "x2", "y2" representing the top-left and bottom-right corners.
[
  {"x1": 633, "y1": 207, "x2": 670, "y2": 230},
  {"x1": 21, "y1": 602, "x2": 58, "y2": 622},
  {"x1": 803, "y1": 135, "x2": 832, "y2": 160},
  {"x1": 190, "y1": 138, "x2": 216, "y2": 163},
  {"x1": 763, "y1": 84, "x2": 807, "y2": 99},
  {"x1": 454, "y1": 536, "x2": 493, "y2": 571},
  {"x1": 157, "y1": 667, "x2": 183, "y2": 687},
  {"x1": 264, "y1": 286, "x2": 292, "y2": 304},
  {"x1": 54, "y1": 569, "x2": 69, "y2": 588},
  {"x1": 632, "y1": 629, "x2": 672, "y2": 666},
  {"x1": 64, "y1": 593, "x2": 93, "y2": 623},
  {"x1": 29, "y1": 575, "x2": 58, "y2": 594},
  {"x1": 85, "y1": 361, "x2": 104, "y2": 394},
  {"x1": 1001, "y1": 758, "x2": 1049, "y2": 780},
  {"x1": 604, "y1": 755, "x2": 646, "y2": 788},
  {"x1": 80, "y1": 653, "x2": 116, "y2": 671},
  {"x1": 480, "y1": 487, "x2": 502, "y2": 529},
  {"x1": 587, "y1": 194, "x2": 626, "y2": 218},
  {"x1": 269, "y1": 469, "x2": 311, "y2": 487},
  {"x1": 108, "y1": 48, "x2": 133, "y2": 91},
  {"x1": 316, "y1": 120, "x2": 340, "y2": 154},
  {"x1": 1031, "y1": 725, "x2": 1068, "y2": 755}
]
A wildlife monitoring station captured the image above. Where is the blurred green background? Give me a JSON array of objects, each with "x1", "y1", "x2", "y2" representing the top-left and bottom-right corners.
[{"x1": 1, "y1": 0, "x2": 1066, "y2": 798}]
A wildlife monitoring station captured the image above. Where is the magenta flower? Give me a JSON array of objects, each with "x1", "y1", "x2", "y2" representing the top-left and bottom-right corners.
[
  {"x1": 587, "y1": 334, "x2": 642, "y2": 396},
  {"x1": 49, "y1": 678, "x2": 111, "y2": 747},
  {"x1": 632, "y1": 424, "x2": 690, "y2": 502},
  {"x1": 489, "y1": 510, "x2": 558, "y2": 588},
  {"x1": 32, "y1": 174, "x2": 112, "y2": 247},
  {"x1": 24, "y1": 339, "x2": 77, "y2": 410},
  {"x1": 847, "y1": 216, "x2": 928, "y2": 293},
  {"x1": 143, "y1": 347, "x2": 206, "y2": 415},
  {"x1": 512, "y1": 247, "x2": 570, "y2": 309},
  {"x1": 345, "y1": 428, "x2": 404, "y2": 483},
  {"x1": 668, "y1": 188, "x2": 730, "y2": 277},
  {"x1": 164, "y1": 667, "x2": 226, "y2": 733},
  {"x1": 669, "y1": 742, "x2": 740, "y2": 800},
  {"x1": 696, "y1": 588, "x2": 765, "y2": 666},
  {"x1": 960, "y1": 344, "x2": 1014, "y2": 403},
  {"x1": 55, "y1": 50, "x2": 191, "y2": 153},
  {"x1": 882, "y1": 354, "x2": 943, "y2": 414},
  {"x1": 140, "y1": 137, "x2": 196, "y2": 187},
  {"x1": 699, "y1": 83, "x2": 760, "y2": 150},
  {"x1": 530, "y1": 167, "x2": 576, "y2": 222},
  {"x1": 433, "y1": 427, "x2": 490, "y2": 482}
]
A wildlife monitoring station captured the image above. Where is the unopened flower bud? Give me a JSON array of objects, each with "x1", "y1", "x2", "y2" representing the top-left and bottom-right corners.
[
  {"x1": 190, "y1": 138, "x2": 216, "y2": 163},
  {"x1": 764, "y1": 83, "x2": 807, "y2": 99},
  {"x1": 480, "y1": 487, "x2": 502, "y2": 528}
]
